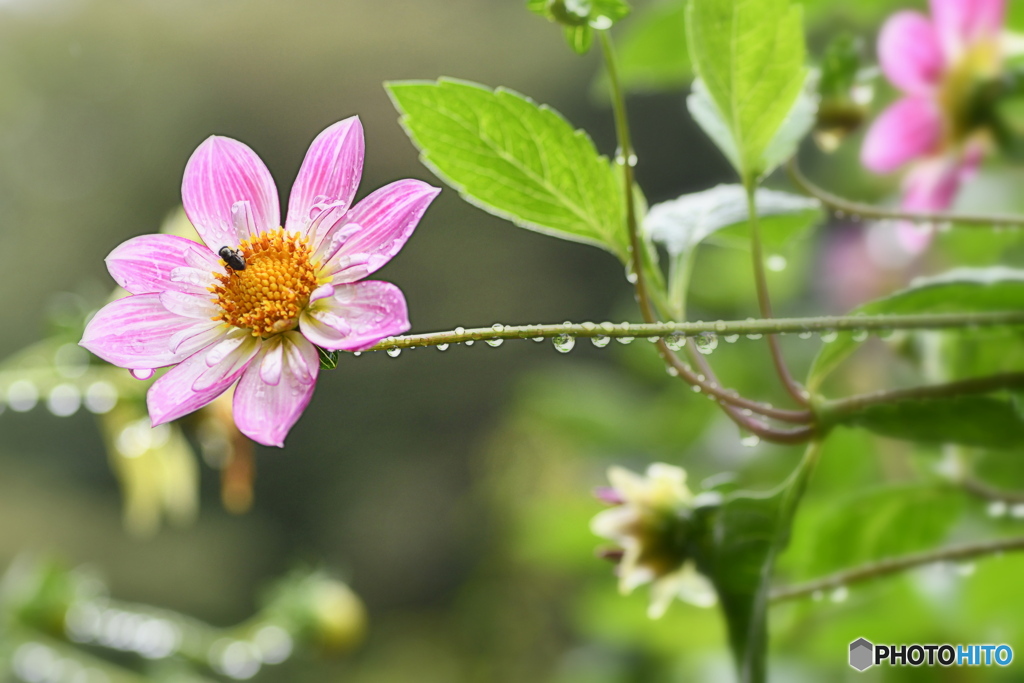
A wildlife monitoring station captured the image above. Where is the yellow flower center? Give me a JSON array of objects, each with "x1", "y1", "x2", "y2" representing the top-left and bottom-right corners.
[
  {"x1": 939, "y1": 41, "x2": 1001, "y2": 145},
  {"x1": 211, "y1": 228, "x2": 320, "y2": 336}
]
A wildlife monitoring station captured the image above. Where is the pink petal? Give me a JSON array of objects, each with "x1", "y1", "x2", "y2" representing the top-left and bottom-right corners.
[
  {"x1": 285, "y1": 117, "x2": 365, "y2": 234},
  {"x1": 299, "y1": 280, "x2": 409, "y2": 352},
  {"x1": 147, "y1": 334, "x2": 260, "y2": 426},
  {"x1": 182, "y1": 136, "x2": 280, "y2": 251},
  {"x1": 80, "y1": 294, "x2": 218, "y2": 369},
  {"x1": 232, "y1": 332, "x2": 319, "y2": 447},
  {"x1": 159, "y1": 290, "x2": 220, "y2": 319},
  {"x1": 878, "y1": 12, "x2": 945, "y2": 96},
  {"x1": 902, "y1": 156, "x2": 963, "y2": 213},
  {"x1": 861, "y1": 97, "x2": 943, "y2": 173},
  {"x1": 319, "y1": 179, "x2": 441, "y2": 280},
  {"x1": 232, "y1": 200, "x2": 260, "y2": 243},
  {"x1": 930, "y1": 0, "x2": 1004, "y2": 58},
  {"x1": 106, "y1": 234, "x2": 219, "y2": 295},
  {"x1": 895, "y1": 156, "x2": 967, "y2": 254}
]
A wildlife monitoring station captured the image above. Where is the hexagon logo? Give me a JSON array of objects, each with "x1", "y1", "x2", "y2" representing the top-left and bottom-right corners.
[{"x1": 850, "y1": 638, "x2": 874, "y2": 671}]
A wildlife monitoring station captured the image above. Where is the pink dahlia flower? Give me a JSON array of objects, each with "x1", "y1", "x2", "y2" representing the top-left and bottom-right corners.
[
  {"x1": 80, "y1": 117, "x2": 440, "y2": 446},
  {"x1": 861, "y1": 0, "x2": 1003, "y2": 249}
]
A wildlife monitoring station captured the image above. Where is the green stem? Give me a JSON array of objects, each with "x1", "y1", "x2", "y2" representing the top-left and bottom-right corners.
[
  {"x1": 745, "y1": 184, "x2": 809, "y2": 407},
  {"x1": 734, "y1": 439, "x2": 823, "y2": 681},
  {"x1": 364, "y1": 311, "x2": 1024, "y2": 351},
  {"x1": 819, "y1": 372, "x2": 1024, "y2": 425},
  {"x1": 596, "y1": 30, "x2": 811, "y2": 440},
  {"x1": 787, "y1": 159, "x2": 1024, "y2": 227},
  {"x1": 770, "y1": 534, "x2": 1024, "y2": 602}
]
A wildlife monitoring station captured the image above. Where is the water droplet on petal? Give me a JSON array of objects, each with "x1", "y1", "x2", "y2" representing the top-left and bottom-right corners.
[
  {"x1": 552, "y1": 334, "x2": 575, "y2": 353},
  {"x1": 695, "y1": 332, "x2": 718, "y2": 355},
  {"x1": 464, "y1": 340, "x2": 475, "y2": 346},
  {"x1": 454, "y1": 326, "x2": 466, "y2": 335},
  {"x1": 625, "y1": 271, "x2": 638, "y2": 284},
  {"x1": 798, "y1": 331, "x2": 813, "y2": 340},
  {"x1": 532, "y1": 337, "x2": 544, "y2": 343},
  {"x1": 666, "y1": 366, "x2": 679, "y2": 377},
  {"x1": 724, "y1": 334, "x2": 739, "y2": 343},
  {"x1": 647, "y1": 336, "x2": 660, "y2": 343},
  {"x1": 820, "y1": 329, "x2": 839, "y2": 343},
  {"x1": 851, "y1": 329, "x2": 868, "y2": 342},
  {"x1": 691, "y1": 385, "x2": 701, "y2": 393},
  {"x1": 130, "y1": 368, "x2": 155, "y2": 381},
  {"x1": 616, "y1": 336, "x2": 634, "y2": 345},
  {"x1": 437, "y1": 343, "x2": 449, "y2": 351},
  {"x1": 386, "y1": 347, "x2": 401, "y2": 358},
  {"x1": 485, "y1": 338, "x2": 503, "y2": 347},
  {"x1": 591, "y1": 335, "x2": 610, "y2": 348},
  {"x1": 829, "y1": 586, "x2": 849, "y2": 603},
  {"x1": 746, "y1": 333, "x2": 763, "y2": 340}
]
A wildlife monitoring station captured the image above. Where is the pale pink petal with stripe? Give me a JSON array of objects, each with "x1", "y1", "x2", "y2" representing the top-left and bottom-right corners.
[
  {"x1": 299, "y1": 280, "x2": 409, "y2": 351},
  {"x1": 285, "y1": 117, "x2": 364, "y2": 233},
  {"x1": 182, "y1": 136, "x2": 280, "y2": 250},
  {"x1": 80, "y1": 294, "x2": 214, "y2": 369},
  {"x1": 147, "y1": 333, "x2": 261, "y2": 426},
  {"x1": 232, "y1": 332, "x2": 319, "y2": 447}
]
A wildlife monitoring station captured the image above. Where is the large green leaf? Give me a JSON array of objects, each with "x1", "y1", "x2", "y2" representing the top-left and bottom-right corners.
[
  {"x1": 692, "y1": 490, "x2": 783, "y2": 682},
  {"x1": 685, "y1": 0, "x2": 809, "y2": 182},
  {"x1": 834, "y1": 395, "x2": 1024, "y2": 449},
  {"x1": 386, "y1": 79, "x2": 629, "y2": 261},
  {"x1": 644, "y1": 184, "x2": 821, "y2": 258},
  {"x1": 798, "y1": 484, "x2": 965, "y2": 577},
  {"x1": 808, "y1": 267, "x2": 1024, "y2": 391}
]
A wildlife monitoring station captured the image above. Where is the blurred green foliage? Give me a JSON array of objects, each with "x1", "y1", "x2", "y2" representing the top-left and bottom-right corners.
[{"x1": 3, "y1": 0, "x2": 1024, "y2": 681}]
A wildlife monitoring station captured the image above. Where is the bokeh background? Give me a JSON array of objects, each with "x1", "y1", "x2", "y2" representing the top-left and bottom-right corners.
[{"x1": 3, "y1": 0, "x2": 1024, "y2": 681}]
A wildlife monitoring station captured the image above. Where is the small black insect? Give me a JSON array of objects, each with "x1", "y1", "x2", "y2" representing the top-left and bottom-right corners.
[{"x1": 218, "y1": 246, "x2": 246, "y2": 271}]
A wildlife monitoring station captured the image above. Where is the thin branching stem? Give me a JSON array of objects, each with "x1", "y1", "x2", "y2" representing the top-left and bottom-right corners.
[
  {"x1": 787, "y1": 159, "x2": 1024, "y2": 227},
  {"x1": 820, "y1": 372, "x2": 1024, "y2": 424},
  {"x1": 771, "y1": 535, "x2": 1024, "y2": 602},
  {"x1": 745, "y1": 185, "x2": 810, "y2": 407},
  {"x1": 597, "y1": 30, "x2": 809, "y2": 440}
]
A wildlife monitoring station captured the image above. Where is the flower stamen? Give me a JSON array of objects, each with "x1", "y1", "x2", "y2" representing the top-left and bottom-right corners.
[{"x1": 211, "y1": 228, "x2": 320, "y2": 336}]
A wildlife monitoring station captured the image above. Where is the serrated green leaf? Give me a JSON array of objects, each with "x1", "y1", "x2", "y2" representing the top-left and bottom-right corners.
[
  {"x1": 835, "y1": 395, "x2": 1024, "y2": 449},
  {"x1": 808, "y1": 267, "x2": 1024, "y2": 392},
  {"x1": 645, "y1": 184, "x2": 821, "y2": 258},
  {"x1": 686, "y1": 0, "x2": 809, "y2": 182},
  {"x1": 800, "y1": 484, "x2": 964, "y2": 577},
  {"x1": 386, "y1": 78, "x2": 629, "y2": 262}
]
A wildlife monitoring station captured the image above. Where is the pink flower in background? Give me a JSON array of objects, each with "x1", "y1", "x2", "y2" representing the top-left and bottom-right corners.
[
  {"x1": 861, "y1": 0, "x2": 1004, "y2": 251},
  {"x1": 81, "y1": 117, "x2": 440, "y2": 446}
]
